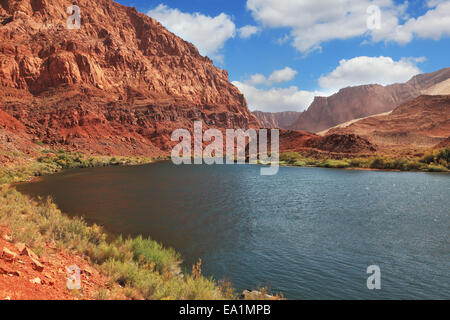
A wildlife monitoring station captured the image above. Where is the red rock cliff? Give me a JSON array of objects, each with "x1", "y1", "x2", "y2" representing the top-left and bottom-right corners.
[{"x1": 0, "y1": 0, "x2": 259, "y2": 156}]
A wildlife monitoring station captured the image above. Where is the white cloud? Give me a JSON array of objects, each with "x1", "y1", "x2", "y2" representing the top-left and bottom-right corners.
[
  {"x1": 246, "y1": 0, "x2": 450, "y2": 52},
  {"x1": 277, "y1": 34, "x2": 291, "y2": 45},
  {"x1": 318, "y1": 56, "x2": 423, "y2": 90},
  {"x1": 245, "y1": 73, "x2": 267, "y2": 86},
  {"x1": 243, "y1": 67, "x2": 298, "y2": 86},
  {"x1": 235, "y1": 66, "x2": 327, "y2": 111},
  {"x1": 238, "y1": 25, "x2": 260, "y2": 39},
  {"x1": 375, "y1": 1, "x2": 450, "y2": 44},
  {"x1": 147, "y1": 4, "x2": 235, "y2": 61},
  {"x1": 233, "y1": 81, "x2": 324, "y2": 112},
  {"x1": 268, "y1": 67, "x2": 298, "y2": 83},
  {"x1": 246, "y1": 0, "x2": 403, "y2": 52},
  {"x1": 235, "y1": 56, "x2": 424, "y2": 112}
]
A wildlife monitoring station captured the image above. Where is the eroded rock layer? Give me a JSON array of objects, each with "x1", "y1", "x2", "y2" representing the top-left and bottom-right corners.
[{"x1": 0, "y1": 0, "x2": 259, "y2": 157}]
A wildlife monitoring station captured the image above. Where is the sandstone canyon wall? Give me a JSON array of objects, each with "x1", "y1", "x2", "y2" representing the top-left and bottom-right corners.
[{"x1": 0, "y1": 0, "x2": 259, "y2": 158}]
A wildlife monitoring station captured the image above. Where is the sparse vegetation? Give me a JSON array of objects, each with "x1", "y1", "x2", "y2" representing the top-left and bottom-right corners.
[
  {"x1": 4, "y1": 148, "x2": 445, "y2": 300},
  {"x1": 0, "y1": 151, "x2": 241, "y2": 300},
  {"x1": 34, "y1": 140, "x2": 45, "y2": 147},
  {"x1": 0, "y1": 150, "x2": 155, "y2": 185},
  {"x1": 0, "y1": 184, "x2": 237, "y2": 300},
  {"x1": 279, "y1": 148, "x2": 450, "y2": 172},
  {"x1": 420, "y1": 147, "x2": 450, "y2": 169}
]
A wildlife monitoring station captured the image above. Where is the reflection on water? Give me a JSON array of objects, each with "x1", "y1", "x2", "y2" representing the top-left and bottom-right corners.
[{"x1": 17, "y1": 162, "x2": 450, "y2": 299}]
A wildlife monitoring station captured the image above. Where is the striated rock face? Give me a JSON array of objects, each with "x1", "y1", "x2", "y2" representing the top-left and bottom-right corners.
[
  {"x1": 253, "y1": 111, "x2": 301, "y2": 129},
  {"x1": 289, "y1": 68, "x2": 450, "y2": 133},
  {"x1": 327, "y1": 95, "x2": 450, "y2": 151},
  {"x1": 0, "y1": 109, "x2": 36, "y2": 163},
  {"x1": 0, "y1": 0, "x2": 259, "y2": 157}
]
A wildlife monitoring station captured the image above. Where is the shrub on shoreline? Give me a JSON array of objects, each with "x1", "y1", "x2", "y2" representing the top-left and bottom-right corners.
[
  {"x1": 0, "y1": 186, "x2": 235, "y2": 300},
  {"x1": 0, "y1": 151, "x2": 236, "y2": 300},
  {"x1": 1, "y1": 148, "x2": 447, "y2": 299},
  {"x1": 420, "y1": 147, "x2": 450, "y2": 169},
  {"x1": 0, "y1": 150, "x2": 153, "y2": 185},
  {"x1": 278, "y1": 148, "x2": 449, "y2": 172}
]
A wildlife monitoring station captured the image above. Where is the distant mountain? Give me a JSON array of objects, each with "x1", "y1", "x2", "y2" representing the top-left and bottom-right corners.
[
  {"x1": 326, "y1": 95, "x2": 450, "y2": 151},
  {"x1": 253, "y1": 111, "x2": 301, "y2": 129},
  {"x1": 423, "y1": 78, "x2": 450, "y2": 95},
  {"x1": 289, "y1": 68, "x2": 450, "y2": 133}
]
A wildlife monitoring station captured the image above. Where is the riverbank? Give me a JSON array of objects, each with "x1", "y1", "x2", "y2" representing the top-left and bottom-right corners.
[
  {"x1": 3, "y1": 147, "x2": 447, "y2": 300},
  {"x1": 279, "y1": 148, "x2": 450, "y2": 172},
  {"x1": 0, "y1": 151, "x2": 255, "y2": 300}
]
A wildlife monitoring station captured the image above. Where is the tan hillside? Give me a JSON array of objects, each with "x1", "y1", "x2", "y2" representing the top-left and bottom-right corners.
[
  {"x1": 289, "y1": 68, "x2": 450, "y2": 133},
  {"x1": 327, "y1": 95, "x2": 450, "y2": 151}
]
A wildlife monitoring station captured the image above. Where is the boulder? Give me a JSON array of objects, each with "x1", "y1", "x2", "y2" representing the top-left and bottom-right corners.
[
  {"x1": 23, "y1": 247, "x2": 39, "y2": 260},
  {"x1": 241, "y1": 290, "x2": 278, "y2": 300},
  {"x1": 2, "y1": 234, "x2": 13, "y2": 242},
  {"x1": 31, "y1": 258, "x2": 44, "y2": 272},
  {"x1": 82, "y1": 266, "x2": 93, "y2": 276},
  {"x1": 1, "y1": 248, "x2": 17, "y2": 262}
]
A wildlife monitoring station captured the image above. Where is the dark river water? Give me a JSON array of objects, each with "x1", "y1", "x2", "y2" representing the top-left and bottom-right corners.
[{"x1": 16, "y1": 162, "x2": 450, "y2": 299}]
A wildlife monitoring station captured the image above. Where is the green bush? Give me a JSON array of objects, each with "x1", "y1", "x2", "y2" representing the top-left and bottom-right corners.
[
  {"x1": 322, "y1": 159, "x2": 351, "y2": 168},
  {"x1": 404, "y1": 160, "x2": 423, "y2": 171},
  {"x1": 370, "y1": 157, "x2": 387, "y2": 169},
  {"x1": 420, "y1": 147, "x2": 450, "y2": 168},
  {"x1": 427, "y1": 164, "x2": 448, "y2": 172},
  {"x1": 436, "y1": 148, "x2": 450, "y2": 165},
  {"x1": 279, "y1": 152, "x2": 301, "y2": 165},
  {"x1": 0, "y1": 186, "x2": 236, "y2": 300}
]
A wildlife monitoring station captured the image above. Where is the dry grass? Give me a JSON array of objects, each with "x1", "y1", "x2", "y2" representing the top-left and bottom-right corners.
[
  {"x1": 0, "y1": 185, "x2": 237, "y2": 300},
  {"x1": 0, "y1": 150, "x2": 238, "y2": 300}
]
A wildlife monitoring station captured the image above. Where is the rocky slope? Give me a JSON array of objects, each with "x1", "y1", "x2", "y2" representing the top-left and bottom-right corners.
[
  {"x1": 327, "y1": 95, "x2": 450, "y2": 151},
  {"x1": 435, "y1": 137, "x2": 450, "y2": 149},
  {"x1": 277, "y1": 130, "x2": 377, "y2": 156},
  {"x1": 253, "y1": 111, "x2": 301, "y2": 129},
  {"x1": 0, "y1": 0, "x2": 259, "y2": 158},
  {"x1": 289, "y1": 68, "x2": 450, "y2": 133},
  {"x1": 305, "y1": 134, "x2": 376, "y2": 154},
  {"x1": 0, "y1": 226, "x2": 120, "y2": 300}
]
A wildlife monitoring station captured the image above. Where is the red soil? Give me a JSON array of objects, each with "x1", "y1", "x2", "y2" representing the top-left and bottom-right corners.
[{"x1": 0, "y1": 226, "x2": 118, "y2": 300}]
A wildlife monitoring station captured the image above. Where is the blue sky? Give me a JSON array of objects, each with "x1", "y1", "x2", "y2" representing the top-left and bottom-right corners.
[{"x1": 116, "y1": 0, "x2": 450, "y2": 112}]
